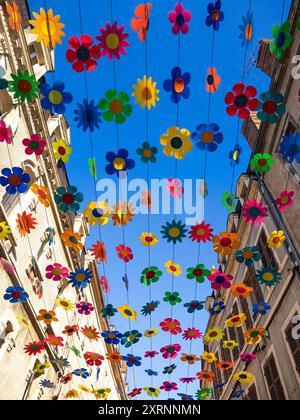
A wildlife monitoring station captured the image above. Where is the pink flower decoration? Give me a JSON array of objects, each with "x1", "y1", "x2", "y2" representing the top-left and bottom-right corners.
[
  {"x1": 159, "y1": 318, "x2": 182, "y2": 335},
  {"x1": 275, "y1": 190, "x2": 294, "y2": 212},
  {"x1": 45, "y1": 263, "x2": 69, "y2": 281},
  {"x1": 76, "y1": 301, "x2": 94, "y2": 315},
  {"x1": 166, "y1": 178, "x2": 184, "y2": 198},
  {"x1": 96, "y1": 22, "x2": 129, "y2": 60},
  {"x1": 160, "y1": 381, "x2": 178, "y2": 391},
  {"x1": 0, "y1": 120, "x2": 12, "y2": 144},
  {"x1": 116, "y1": 244, "x2": 134, "y2": 263},
  {"x1": 240, "y1": 352, "x2": 256, "y2": 364},
  {"x1": 100, "y1": 275, "x2": 110, "y2": 293},
  {"x1": 168, "y1": 3, "x2": 191, "y2": 35},
  {"x1": 242, "y1": 199, "x2": 268, "y2": 225},
  {"x1": 144, "y1": 350, "x2": 159, "y2": 358},
  {"x1": 22, "y1": 134, "x2": 46, "y2": 156},
  {"x1": 208, "y1": 271, "x2": 233, "y2": 290},
  {"x1": 182, "y1": 327, "x2": 203, "y2": 340},
  {"x1": 66, "y1": 35, "x2": 101, "y2": 72},
  {"x1": 179, "y1": 377, "x2": 196, "y2": 384},
  {"x1": 160, "y1": 343, "x2": 181, "y2": 359},
  {"x1": 0, "y1": 257, "x2": 15, "y2": 274}
]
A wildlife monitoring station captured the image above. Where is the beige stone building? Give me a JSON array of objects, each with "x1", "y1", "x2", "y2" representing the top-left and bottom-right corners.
[
  {"x1": 202, "y1": 0, "x2": 300, "y2": 400},
  {"x1": 0, "y1": 0, "x2": 127, "y2": 400}
]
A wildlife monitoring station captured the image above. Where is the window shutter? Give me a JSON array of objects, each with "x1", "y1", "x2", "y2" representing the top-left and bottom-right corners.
[
  {"x1": 285, "y1": 316, "x2": 300, "y2": 376},
  {"x1": 247, "y1": 384, "x2": 258, "y2": 400},
  {"x1": 264, "y1": 354, "x2": 286, "y2": 400}
]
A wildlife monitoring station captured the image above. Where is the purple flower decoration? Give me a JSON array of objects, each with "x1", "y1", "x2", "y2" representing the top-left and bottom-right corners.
[{"x1": 163, "y1": 67, "x2": 191, "y2": 104}]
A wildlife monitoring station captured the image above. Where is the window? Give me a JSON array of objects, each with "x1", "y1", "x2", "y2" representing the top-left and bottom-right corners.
[
  {"x1": 239, "y1": 296, "x2": 253, "y2": 329},
  {"x1": 285, "y1": 314, "x2": 300, "y2": 376},
  {"x1": 258, "y1": 230, "x2": 278, "y2": 270},
  {"x1": 242, "y1": 384, "x2": 258, "y2": 400},
  {"x1": 264, "y1": 354, "x2": 286, "y2": 400},
  {"x1": 26, "y1": 259, "x2": 43, "y2": 299}
]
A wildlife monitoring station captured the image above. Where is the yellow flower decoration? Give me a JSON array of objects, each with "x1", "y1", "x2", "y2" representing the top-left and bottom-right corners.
[
  {"x1": 267, "y1": 230, "x2": 285, "y2": 249},
  {"x1": 144, "y1": 328, "x2": 158, "y2": 338},
  {"x1": 55, "y1": 297, "x2": 74, "y2": 311},
  {"x1": 117, "y1": 304, "x2": 138, "y2": 322},
  {"x1": 201, "y1": 351, "x2": 217, "y2": 363},
  {"x1": 132, "y1": 75, "x2": 159, "y2": 110},
  {"x1": 78, "y1": 384, "x2": 91, "y2": 393},
  {"x1": 93, "y1": 388, "x2": 111, "y2": 399},
  {"x1": 65, "y1": 389, "x2": 80, "y2": 399},
  {"x1": 144, "y1": 386, "x2": 160, "y2": 397},
  {"x1": 34, "y1": 361, "x2": 50, "y2": 374},
  {"x1": 204, "y1": 327, "x2": 224, "y2": 343},
  {"x1": 222, "y1": 340, "x2": 238, "y2": 350},
  {"x1": 160, "y1": 126, "x2": 193, "y2": 160},
  {"x1": 0, "y1": 221, "x2": 11, "y2": 240},
  {"x1": 111, "y1": 201, "x2": 135, "y2": 227},
  {"x1": 16, "y1": 316, "x2": 30, "y2": 329},
  {"x1": 165, "y1": 260, "x2": 182, "y2": 276},
  {"x1": 233, "y1": 371, "x2": 254, "y2": 384},
  {"x1": 52, "y1": 138, "x2": 72, "y2": 163},
  {"x1": 83, "y1": 201, "x2": 111, "y2": 226},
  {"x1": 225, "y1": 313, "x2": 247, "y2": 328},
  {"x1": 139, "y1": 232, "x2": 159, "y2": 247},
  {"x1": 29, "y1": 8, "x2": 65, "y2": 48}
]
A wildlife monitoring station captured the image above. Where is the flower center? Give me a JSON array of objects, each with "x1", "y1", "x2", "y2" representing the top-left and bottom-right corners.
[
  {"x1": 92, "y1": 208, "x2": 104, "y2": 218},
  {"x1": 215, "y1": 275, "x2": 225, "y2": 284},
  {"x1": 17, "y1": 79, "x2": 32, "y2": 93},
  {"x1": 168, "y1": 227, "x2": 180, "y2": 237},
  {"x1": 77, "y1": 46, "x2": 90, "y2": 61},
  {"x1": 258, "y1": 158, "x2": 267, "y2": 167},
  {"x1": 62, "y1": 193, "x2": 75, "y2": 204},
  {"x1": 210, "y1": 331, "x2": 218, "y2": 337},
  {"x1": 231, "y1": 316, "x2": 240, "y2": 323},
  {"x1": 113, "y1": 157, "x2": 125, "y2": 170},
  {"x1": 207, "y1": 75, "x2": 214, "y2": 85},
  {"x1": 12, "y1": 291, "x2": 21, "y2": 298},
  {"x1": 170, "y1": 136, "x2": 183, "y2": 149},
  {"x1": 220, "y1": 237, "x2": 231, "y2": 247},
  {"x1": 245, "y1": 24, "x2": 253, "y2": 40},
  {"x1": 196, "y1": 228, "x2": 205, "y2": 236},
  {"x1": 29, "y1": 141, "x2": 40, "y2": 150},
  {"x1": 176, "y1": 14, "x2": 185, "y2": 26},
  {"x1": 145, "y1": 235, "x2": 153, "y2": 242},
  {"x1": 142, "y1": 87, "x2": 152, "y2": 100},
  {"x1": 143, "y1": 149, "x2": 152, "y2": 158},
  {"x1": 262, "y1": 272, "x2": 274, "y2": 281},
  {"x1": 174, "y1": 77, "x2": 185, "y2": 93},
  {"x1": 146, "y1": 270, "x2": 155, "y2": 279},
  {"x1": 263, "y1": 100, "x2": 277, "y2": 115},
  {"x1": 243, "y1": 250, "x2": 254, "y2": 259},
  {"x1": 236, "y1": 286, "x2": 246, "y2": 293},
  {"x1": 49, "y1": 90, "x2": 63, "y2": 105},
  {"x1": 124, "y1": 309, "x2": 133, "y2": 316},
  {"x1": 106, "y1": 33, "x2": 120, "y2": 49},
  {"x1": 58, "y1": 146, "x2": 66, "y2": 155},
  {"x1": 235, "y1": 94, "x2": 248, "y2": 108},
  {"x1": 75, "y1": 273, "x2": 85, "y2": 282},
  {"x1": 249, "y1": 206, "x2": 260, "y2": 218},
  {"x1": 41, "y1": 20, "x2": 56, "y2": 36},
  {"x1": 276, "y1": 32, "x2": 286, "y2": 48},
  {"x1": 201, "y1": 130, "x2": 214, "y2": 144},
  {"x1": 212, "y1": 10, "x2": 219, "y2": 22}
]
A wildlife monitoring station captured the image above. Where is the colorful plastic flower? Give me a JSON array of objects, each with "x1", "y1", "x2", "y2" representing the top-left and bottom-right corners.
[
  {"x1": 52, "y1": 357, "x2": 70, "y2": 369},
  {"x1": 233, "y1": 371, "x2": 254, "y2": 384},
  {"x1": 222, "y1": 192, "x2": 236, "y2": 213},
  {"x1": 145, "y1": 351, "x2": 159, "y2": 359},
  {"x1": 160, "y1": 344, "x2": 181, "y2": 359},
  {"x1": 72, "y1": 368, "x2": 90, "y2": 379},
  {"x1": 196, "y1": 370, "x2": 215, "y2": 382},
  {"x1": 225, "y1": 313, "x2": 247, "y2": 328},
  {"x1": 116, "y1": 244, "x2": 133, "y2": 263},
  {"x1": 65, "y1": 389, "x2": 79, "y2": 400},
  {"x1": 186, "y1": 264, "x2": 210, "y2": 283},
  {"x1": 166, "y1": 178, "x2": 184, "y2": 199},
  {"x1": 161, "y1": 219, "x2": 187, "y2": 244},
  {"x1": 257, "y1": 92, "x2": 286, "y2": 124},
  {"x1": 163, "y1": 364, "x2": 177, "y2": 374},
  {"x1": 184, "y1": 300, "x2": 205, "y2": 313},
  {"x1": 54, "y1": 185, "x2": 83, "y2": 213},
  {"x1": 201, "y1": 351, "x2": 217, "y2": 363},
  {"x1": 182, "y1": 328, "x2": 202, "y2": 340},
  {"x1": 240, "y1": 353, "x2": 256, "y2": 364},
  {"x1": 275, "y1": 191, "x2": 294, "y2": 212},
  {"x1": 140, "y1": 266, "x2": 162, "y2": 286},
  {"x1": 270, "y1": 21, "x2": 292, "y2": 60},
  {"x1": 117, "y1": 304, "x2": 138, "y2": 321},
  {"x1": 84, "y1": 202, "x2": 111, "y2": 226},
  {"x1": 160, "y1": 126, "x2": 192, "y2": 159},
  {"x1": 61, "y1": 373, "x2": 73, "y2": 384},
  {"x1": 0, "y1": 258, "x2": 15, "y2": 274},
  {"x1": 74, "y1": 99, "x2": 102, "y2": 131},
  {"x1": 212, "y1": 231, "x2": 240, "y2": 255},
  {"x1": 36, "y1": 309, "x2": 58, "y2": 325},
  {"x1": 3, "y1": 286, "x2": 28, "y2": 303},
  {"x1": 16, "y1": 211, "x2": 37, "y2": 237},
  {"x1": 267, "y1": 230, "x2": 286, "y2": 249},
  {"x1": 189, "y1": 221, "x2": 214, "y2": 243},
  {"x1": 192, "y1": 122, "x2": 223, "y2": 152},
  {"x1": 128, "y1": 387, "x2": 142, "y2": 398},
  {"x1": 111, "y1": 201, "x2": 135, "y2": 227},
  {"x1": 29, "y1": 8, "x2": 65, "y2": 48},
  {"x1": 122, "y1": 354, "x2": 142, "y2": 367},
  {"x1": 0, "y1": 120, "x2": 12, "y2": 144},
  {"x1": 139, "y1": 232, "x2": 159, "y2": 247},
  {"x1": 68, "y1": 268, "x2": 92, "y2": 289},
  {"x1": 40, "y1": 82, "x2": 73, "y2": 114},
  {"x1": 208, "y1": 271, "x2": 233, "y2": 290},
  {"x1": 24, "y1": 341, "x2": 45, "y2": 356},
  {"x1": 257, "y1": 267, "x2": 281, "y2": 286},
  {"x1": 160, "y1": 381, "x2": 178, "y2": 391},
  {"x1": 250, "y1": 153, "x2": 275, "y2": 173},
  {"x1": 55, "y1": 297, "x2": 74, "y2": 311},
  {"x1": 160, "y1": 318, "x2": 182, "y2": 335},
  {"x1": 177, "y1": 393, "x2": 194, "y2": 401},
  {"x1": 231, "y1": 283, "x2": 253, "y2": 298},
  {"x1": 206, "y1": 67, "x2": 221, "y2": 93},
  {"x1": 144, "y1": 387, "x2": 160, "y2": 397},
  {"x1": 121, "y1": 330, "x2": 142, "y2": 347},
  {"x1": 61, "y1": 229, "x2": 83, "y2": 253},
  {"x1": 101, "y1": 330, "x2": 123, "y2": 345},
  {"x1": 165, "y1": 261, "x2": 182, "y2": 277},
  {"x1": 40, "y1": 379, "x2": 55, "y2": 389},
  {"x1": 52, "y1": 138, "x2": 72, "y2": 163},
  {"x1": 242, "y1": 199, "x2": 268, "y2": 225},
  {"x1": 31, "y1": 184, "x2": 51, "y2": 207},
  {"x1": 168, "y1": 3, "x2": 191, "y2": 35},
  {"x1": 76, "y1": 301, "x2": 94, "y2": 315},
  {"x1": 66, "y1": 35, "x2": 101, "y2": 72},
  {"x1": 217, "y1": 361, "x2": 234, "y2": 371},
  {"x1": 6, "y1": 2, "x2": 22, "y2": 31},
  {"x1": 244, "y1": 328, "x2": 265, "y2": 345},
  {"x1": 105, "y1": 149, "x2": 135, "y2": 176},
  {"x1": 9, "y1": 69, "x2": 39, "y2": 102},
  {"x1": 93, "y1": 388, "x2": 111, "y2": 400},
  {"x1": 229, "y1": 144, "x2": 242, "y2": 166},
  {"x1": 131, "y1": 3, "x2": 151, "y2": 42},
  {"x1": 163, "y1": 67, "x2": 190, "y2": 103},
  {"x1": 106, "y1": 351, "x2": 122, "y2": 363},
  {"x1": 253, "y1": 302, "x2": 271, "y2": 316},
  {"x1": 97, "y1": 22, "x2": 129, "y2": 60},
  {"x1": 62, "y1": 325, "x2": 79, "y2": 336},
  {"x1": 210, "y1": 300, "x2": 225, "y2": 316},
  {"x1": 44, "y1": 335, "x2": 64, "y2": 347},
  {"x1": 46, "y1": 263, "x2": 69, "y2": 282},
  {"x1": 239, "y1": 11, "x2": 254, "y2": 46},
  {"x1": 0, "y1": 167, "x2": 31, "y2": 194},
  {"x1": 144, "y1": 328, "x2": 158, "y2": 338},
  {"x1": 225, "y1": 83, "x2": 259, "y2": 119},
  {"x1": 163, "y1": 291, "x2": 182, "y2": 306},
  {"x1": 206, "y1": 0, "x2": 224, "y2": 31},
  {"x1": 196, "y1": 388, "x2": 212, "y2": 400},
  {"x1": 179, "y1": 377, "x2": 196, "y2": 384},
  {"x1": 222, "y1": 340, "x2": 238, "y2": 350},
  {"x1": 99, "y1": 89, "x2": 132, "y2": 124},
  {"x1": 145, "y1": 369, "x2": 158, "y2": 377},
  {"x1": 136, "y1": 142, "x2": 158, "y2": 163},
  {"x1": 204, "y1": 327, "x2": 224, "y2": 343},
  {"x1": 141, "y1": 300, "x2": 160, "y2": 316},
  {"x1": 132, "y1": 76, "x2": 159, "y2": 109},
  {"x1": 101, "y1": 304, "x2": 117, "y2": 318},
  {"x1": 235, "y1": 246, "x2": 261, "y2": 266},
  {"x1": 278, "y1": 132, "x2": 300, "y2": 163}
]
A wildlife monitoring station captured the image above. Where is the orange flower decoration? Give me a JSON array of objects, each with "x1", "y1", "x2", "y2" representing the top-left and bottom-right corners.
[
  {"x1": 16, "y1": 211, "x2": 37, "y2": 237},
  {"x1": 206, "y1": 67, "x2": 221, "y2": 93},
  {"x1": 62, "y1": 325, "x2": 79, "y2": 336},
  {"x1": 196, "y1": 370, "x2": 216, "y2": 382},
  {"x1": 244, "y1": 328, "x2": 265, "y2": 345},
  {"x1": 60, "y1": 228, "x2": 83, "y2": 253},
  {"x1": 231, "y1": 283, "x2": 253, "y2": 298},
  {"x1": 80, "y1": 325, "x2": 100, "y2": 341},
  {"x1": 212, "y1": 232, "x2": 240, "y2": 255},
  {"x1": 216, "y1": 361, "x2": 234, "y2": 371},
  {"x1": 180, "y1": 353, "x2": 200, "y2": 365},
  {"x1": 90, "y1": 241, "x2": 107, "y2": 263},
  {"x1": 36, "y1": 309, "x2": 58, "y2": 325},
  {"x1": 106, "y1": 351, "x2": 122, "y2": 363},
  {"x1": 111, "y1": 201, "x2": 135, "y2": 227},
  {"x1": 131, "y1": 3, "x2": 151, "y2": 42},
  {"x1": 31, "y1": 183, "x2": 51, "y2": 207},
  {"x1": 6, "y1": 1, "x2": 22, "y2": 32},
  {"x1": 61, "y1": 373, "x2": 73, "y2": 384},
  {"x1": 141, "y1": 190, "x2": 152, "y2": 210}
]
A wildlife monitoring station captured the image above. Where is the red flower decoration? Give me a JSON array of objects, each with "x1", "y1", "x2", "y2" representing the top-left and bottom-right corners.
[
  {"x1": 208, "y1": 271, "x2": 233, "y2": 290},
  {"x1": 24, "y1": 341, "x2": 45, "y2": 356},
  {"x1": 160, "y1": 381, "x2": 178, "y2": 391},
  {"x1": 61, "y1": 373, "x2": 73, "y2": 384},
  {"x1": 116, "y1": 244, "x2": 133, "y2": 262},
  {"x1": 225, "y1": 83, "x2": 259, "y2": 119},
  {"x1": 144, "y1": 350, "x2": 159, "y2": 358},
  {"x1": 66, "y1": 35, "x2": 101, "y2": 72},
  {"x1": 196, "y1": 370, "x2": 216, "y2": 382},
  {"x1": 22, "y1": 134, "x2": 46, "y2": 156},
  {"x1": 84, "y1": 352, "x2": 105, "y2": 366},
  {"x1": 128, "y1": 387, "x2": 142, "y2": 398},
  {"x1": 182, "y1": 327, "x2": 203, "y2": 340},
  {"x1": 0, "y1": 120, "x2": 12, "y2": 144},
  {"x1": 159, "y1": 318, "x2": 182, "y2": 335},
  {"x1": 76, "y1": 301, "x2": 94, "y2": 315},
  {"x1": 160, "y1": 343, "x2": 181, "y2": 359},
  {"x1": 44, "y1": 334, "x2": 64, "y2": 347},
  {"x1": 189, "y1": 221, "x2": 214, "y2": 243},
  {"x1": 240, "y1": 352, "x2": 256, "y2": 364}
]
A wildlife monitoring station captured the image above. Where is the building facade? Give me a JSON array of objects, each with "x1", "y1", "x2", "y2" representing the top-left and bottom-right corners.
[
  {"x1": 0, "y1": 0, "x2": 127, "y2": 400},
  {"x1": 202, "y1": 0, "x2": 300, "y2": 400}
]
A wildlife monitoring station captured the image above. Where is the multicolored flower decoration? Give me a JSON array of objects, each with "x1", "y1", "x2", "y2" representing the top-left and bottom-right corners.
[
  {"x1": 46, "y1": 263, "x2": 69, "y2": 282},
  {"x1": 66, "y1": 35, "x2": 101, "y2": 72},
  {"x1": 141, "y1": 300, "x2": 160, "y2": 316},
  {"x1": 242, "y1": 199, "x2": 268, "y2": 225},
  {"x1": 244, "y1": 327, "x2": 265, "y2": 345},
  {"x1": 270, "y1": 21, "x2": 292, "y2": 60},
  {"x1": 253, "y1": 301, "x2": 271, "y2": 316},
  {"x1": 163, "y1": 67, "x2": 191, "y2": 103},
  {"x1": 74, "y1": 99, "x2": 102, "y2": 131},
  {"x1": 144, "y1": 387, "x2": 160, "y2": 398},
  {"x1": 68, "y1": 268, "x2": 92, "y2": 289},
  {"x1": 204, "y1": 327, "x2": 224, "y2": 343},
  {"x1": 189, "y1": 221, "x2": 214, "y2": 243},
  {"x1": 208, "y1": 271, "x2": 233, "y2": 290},
  {"x1": 267, "y1": 230, "x2": 286, "y2": 249},
  {"x1": 0, "y1": 120, "x2": 12, "y2": 144},
  {"x1": 186, "y1": 264, "x2": 210, "y2": 283},
  {"x1": 54, "y1": 185, "x2": 83, "y2": 213},
  {"x1": 97, "y1": 22, "x2": 129, "y2": 60},
  {"x1": 131, "y1": 3, "x2": 151, "y2": 42},
  {"x1": 9, "y1": 69, "x2": 39, "y2": 102},
  {"x1": 160, "y1": 318, "x2": 182, "y2": 335},
  {"x1": 29, "y1": 8, "x2": 65, "y2": 48},
  {"x1": 99, "y1": 90, "x2": 133, "y2": 124},
  {"x1": 210, "y1": 300, "x2": 225, "y2": 316},
  {"x1": 160, "y1": 126, "x2": 192, "y2": 159},
  {"x1": 182, "y1": 328, "x2": 202, "y2": 341},
  {"x1": 76, "y1": 301, "x2": 94, "y2": 316},
  {"x1": 257, "y1": 266, "x2": 281, "y2": 286},
  {"x1": 0, "y1": 167, "x2": 31, "y2": 195},
  {"x1": 235, "y1": 246, "x2": 261, "y2": 266},
  {"x1": 132, "y1": 76, "x2": 159, "y2": 109},
  {"x1": 184, "y1": 300, "x2": 205, "y2": 313},
  {"x1": 160, "y1": 381, "x2": 178, "y2": 391},
  {"x1": 136, "y1": 142, "x2": 158, "y2": 164},
  {"x1": 240, "y1": 353, "x2": 256, "y2": 364},
  {"x1": 196, "y1": 388, "x2": 212, "y2": 400},
  {"x1": 250, "y1": 153, "x2": 275, "y2": 173},
  {"x1": 161, "y1": 219, "x2": 187, "y2": 244},
  {"x1": 160, "y1": 344, "x2": 181, "y2": 359},
  {"x1": 257, "y1": 92, "x2": 286, "y2": 124},
  {"x1": 239, "y1": 11, "x2": 254, "y2": 46},
  {"x1": 40, "y1": 82, "x2": 73, "y2": 114},
  {"x1": 122, "y1": 354, "x2": 142, "y2": 367},
  {"x1": 101, "y1": 330, "x2": 123, "y2": 345},
  {"x1": 6, "y1": 2, "x2": 22, "y2": 32},
  {"x1": 278, "y1": 132, "x2": 300, "y2": 163},
  {"x1": 140, "y1": 266, "x2": 162, "y2": 286},
  {"x1": 163, "y1": 291, "x2": 182, "y2": 306},
  {"x1": 229, "y1": 144, "x2": 242, "y2": 166},
  {"x1": 225, "y1": 313, "x2": 247, "y2": 328},
  {"x1": 121, "y1": 330, "x2": 142, "y2": 347},
  {"x1": 3, "y1": 286, "x2": 29, "y2": 303},
  {"x1": 212, "y1": 231, "x2": 240, "y2": 255},
  {"x1": 165, "y1": 260, "x2": 182, "y2": 276},
  {"x1": 222, "y1": 192, "x2": 236, "y2": 213},
  {"x1": 117, "y1": 304, "x2": 138, "y2": 321},
  {"x1": 192, "y1": 123, "x2": 223, "y2": 152},
  {"x1": 275, "y1": 191, "x2": 294, "y2": 212},
  {"x1": 231, "y1": 283, "x2": 253, "y2": 298},
  {"x1": 206, "y1": 1, "x2": 224, "y2": 31},
  {"x1": 225, "y1": 83, "x2": 259, "y2": 119},
  {"x1": 105, "y1": 149, "x2": 135, "y2": 176},
  {"x1": 52, "y1": 138, "x2": 72, "y2": 162},
  {"x1": 206, "y1": 67, "x2": 221, "y2": 93},
  {"x1": 83, "y1": 202, "x2": 110, "y2": 226},
  {"x1": 168, "y1": 3, "x2": 191, "y2": 35}
]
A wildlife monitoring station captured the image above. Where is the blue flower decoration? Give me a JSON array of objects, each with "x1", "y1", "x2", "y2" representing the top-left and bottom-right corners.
[
  {"x1": 122, "y1": 354, "x2": 142, "y2": 367},
  {"x1": 3, "y1": 286, "x2": 29, "y2": 303},
  {"x1": 121, "y1": 330, "x2": 142, "y2": 347},
  {"x1": 184, "y1": 300, "x2": 205, "y2": 314},
  {"x1": 235, "y1": 246, "x2": 261, "y2": 266},
  {"x1": 206, "y1": 1, "x2": 224, "y2": 31},
  {"x1": 101, "y1": 304, "x2": 117, "y2": 318},
  {"x1": 145, "y1": 369, "x2": 158, "y2": 376},
  {"x1": 101, "y1": 330, "x2": 123, "y2": 345},
  {"x1": 0, "y1": 167, "x2": 31, "y2": 195},
  {"x1": 239, "y1": 12, "x2": 254, "y2": 47},
  {"x1": 232, "y1": 389, "x2": 244, "y2": 399},
  {"x1": 163, "y1": 67, "x2": 191, "y2": 103},
  {"x1": 257, "y1": 266, "x2": 281, "y2": 286},
  {"x1": 39, "y1": 379, "x2": 55, "y2": 388},
  {"x1": 163, "y1": 364, "x2": 177, "y2": 374},
  {"x1": 40, "y1": 81, "x2": 73, "y2": 114},
  {"x1": 177, "y1": 393, "x2": 194, "y2": 401},
  {"x1": 72, "y1": 368, "x2": 89, "y2": 379},
  {"x1": 192, "y1": 123, "x2": 223, "y2": 152},
  {"x1": 210, "y1": 300, "x2": 225, "y2": 316},
  {"x1": 278, "y1": 132, "x2": 300, "y2": 163},
  {"x1": 105, "y1": 149, "x2": 135, "y2": 177},
  {"x1": 74, "y1": 99, "x2": 102, "y2": 132},
  {"x1": 253, "y1": 301, "x2": 271, "y2": 316},
  {"x1": 229, "y1": 144, "x2": 242, "y2": 166},
  {"x1": 68, "y1": 268, "x2": 92, "y2": 289},
  {"x1": 54, "y1": 185, "x2": 84, "y2": 213}
]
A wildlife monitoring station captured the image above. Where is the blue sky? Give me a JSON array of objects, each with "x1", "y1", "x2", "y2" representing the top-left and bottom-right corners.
[{"x1": 29, "y1": 0, "x2": 291, "y2": 400}]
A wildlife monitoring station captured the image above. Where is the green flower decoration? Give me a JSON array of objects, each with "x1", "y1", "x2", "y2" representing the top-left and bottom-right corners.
[
  {"x1": 121, "y1": 330, "x2": 142, "y2": 348},
  {"x1": 297, "y1": 18, "x2": 300, "y2": 33},
  {"x1": 257, "y1": 266, "x2": 281, "y2": 286},
  {"x1": 9, "y1": 69, "x2": 40, "y2": 103},
  {"x1": 184, "y1": 300, "x2": 205, "y2": 314},
  {"x1": 250, "y1": 153, "x2": 275, "y2": 173},
  {"x1": 88, "y1": 157, "x2": 97, "y2": 179},
  {"x1": 196, "y1": 388, "x2": 212, "y2": 400},
  {"x1": 186, "y1": 264, "x2": 210, "y2": 283},
  {"x1": 163, "y1": 291, "x2": 182, "y2": 306},
  {"x1": 99, "y1": 89, "x2": 132, "y2": 124},
  {"x1": 222, "y1": 192, "x2": 236, "y2": 213},
  {"x1": 70, "y1": 345, "x2": 81, "y2": 357},
  {"x1": 101, "y1": 304, "x2": 117, "y2": 318},
  {"x1": 141, "y1": 300, "x2": 160, "y2": 316},
  {"x1": 270, "y1": 21, "x2": 292, "y2": 60},
  {"x1": 136, "y1": 142, "x2": 158, "y2": 163},
  {"x1": 161, "y1": 220, "x2": 187, "y2": 245},
  {"x1": 52, "y1": 357, "x2": 70, "y2": 368},
  {"x1": 140, "y1": 266, "x2": 162, "y2": 286},
  {"x1": 236, "y1": 246, "x2": 261, "y2": 266},
  {"x1": 54, "y1": 185, "x2": 84, "y2": 213}
]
